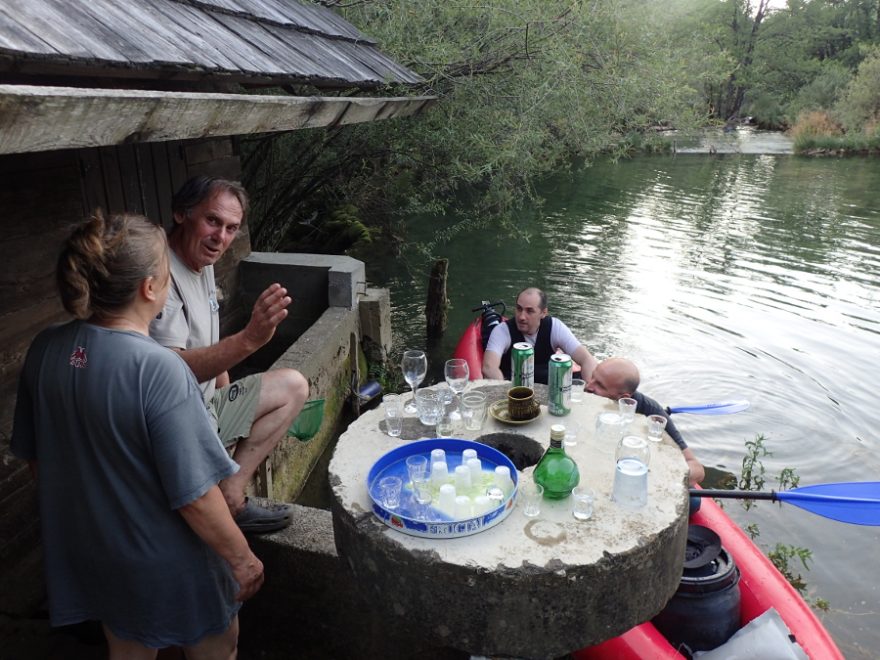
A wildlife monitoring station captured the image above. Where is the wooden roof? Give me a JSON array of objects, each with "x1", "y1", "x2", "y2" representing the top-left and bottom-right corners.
[{"x1": 0, "y1": 0, "x2": 422, "y2": 89}]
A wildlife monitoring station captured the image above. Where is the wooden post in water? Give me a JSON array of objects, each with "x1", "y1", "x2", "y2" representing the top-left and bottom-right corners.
[{"x1": 425, "y1": 258, "x2": 449, "y2": 338}]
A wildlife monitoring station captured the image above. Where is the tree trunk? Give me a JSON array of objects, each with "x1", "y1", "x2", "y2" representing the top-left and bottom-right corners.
[{"x1": 425, "y1": 258, "x2": 449, "y2": 338}]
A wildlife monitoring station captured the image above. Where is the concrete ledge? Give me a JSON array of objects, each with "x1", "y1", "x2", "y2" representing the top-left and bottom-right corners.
[
  {"x1": 245, "y1": 252, "x2": 366, "y2": 310},
  {"x1": 239, "y1": 504, "x2": 467, "y2": 660}
]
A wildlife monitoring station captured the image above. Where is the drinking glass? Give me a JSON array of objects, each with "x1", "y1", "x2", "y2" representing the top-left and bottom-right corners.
[
  {"x1": 616, "y1": 435, "x2": 651, "y2": 467},
  {"x1": 436, "y1": 409, "x2": 455, "y2": 438},
  {"x1": 460, "y1": 391, "x2": 488, "y2": 431},
  {"x1": 383, "y1": 393, "x2": 403, "y2": 437},
  {"x1": 378, "y1": 476, "x2": 402, "y2": 510},
  {"x1": 401, "y1": 349, "x2": 428, "y2": 414},
  {"x1": 570, "y1": 378, "x2": 586, "y2": 403},
  {"x1": 406, "y1": 455, "x2": 428, "y2": 484},
  {"x1": 412, "y1": 475, "x2": 433, "y2": 521},
  {"x1": 444, "y1": 359, "x2": 470, "y2": 419},
  {"x1": 520, "y1": 480, "x2": 544, "y2": 518},
  {"x1": 563, "y1": 420, "x2": 581, "y2": 448},
  {"x1": 646, "y1": 414, "x2": 668, "y2": 443},
  {"x1": 571, "y1": 486, "x2": 595, "y2": 521},
  {"x1": 618, "y1": 397, "x2": 638, "y2": 425},
  {"x1": 415, "y1": 389, "x2": 443, "y2": 425},
  {"x1": 594, "y1": 411, "x2": 625, "y2": 455}
]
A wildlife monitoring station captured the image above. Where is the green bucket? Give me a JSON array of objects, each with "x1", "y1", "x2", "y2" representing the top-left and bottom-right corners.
[{"x1": 288, "y1": 399, "x2": 325, "y2": 442}]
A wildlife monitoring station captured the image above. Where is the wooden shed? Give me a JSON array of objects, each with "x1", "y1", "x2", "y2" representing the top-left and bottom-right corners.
[{"x1": 0, "y1": 0, "x2": 432, "y2": 617}]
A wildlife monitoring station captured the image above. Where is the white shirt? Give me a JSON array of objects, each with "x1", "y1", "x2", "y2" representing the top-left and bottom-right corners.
[{"x1": 485, "y1": 317, "x2": 582, "y2": 358}]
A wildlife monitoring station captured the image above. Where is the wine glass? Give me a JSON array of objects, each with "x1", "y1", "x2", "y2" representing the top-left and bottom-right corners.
[
  {"x1": 444, "y1": 358, "x2": 469, "y2": 418},
  {"x1": 401, "y1": 349, "x2": 428, "y2": 414}
]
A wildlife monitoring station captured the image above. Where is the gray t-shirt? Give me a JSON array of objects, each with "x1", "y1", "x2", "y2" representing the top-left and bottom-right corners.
[
  {"x1": 11, "y1": 320, "x2": 240, "y2": 646},
  {"x1": 149, "y1": 249, "x2": 220, "y2": 402}
]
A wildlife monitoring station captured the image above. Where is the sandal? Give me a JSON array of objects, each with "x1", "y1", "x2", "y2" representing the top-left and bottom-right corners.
[{"x1": 234, "y1": 497, "x2": 293, "y2": 534}]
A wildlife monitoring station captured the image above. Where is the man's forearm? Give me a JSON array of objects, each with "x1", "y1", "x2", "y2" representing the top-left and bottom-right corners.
[
  {"x1": 572, "y1": 346, "x2": 599, "y2": 381},
  {"x1": 174, "y1": 331, "x2": 259, "y2": 383},
  {"x1": 482, "y1": 351, "x2": 504, "y2": 380}
]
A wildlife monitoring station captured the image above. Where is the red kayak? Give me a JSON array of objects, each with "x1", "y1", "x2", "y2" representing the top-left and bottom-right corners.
[
  {"x1": 573, "y1": 493, "x2": 842, "y2": 658},
  {"x1": 452, "y1": 306, "x2": 843, "y2": 658}
]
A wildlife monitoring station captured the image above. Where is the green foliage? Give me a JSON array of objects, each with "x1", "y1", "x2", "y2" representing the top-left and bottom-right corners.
[
  {"x1": 768, "y1": 543, "x2": 814, "y2": 597},
  {"x1": 835, "y1": 44, "x2": 880, "y2": 131},
  {"x1": 243, "y1": 1, "x2": 704, "y2": 254},
  {"x1": 738, "y1": 433, "x2": 770, "y2": 511},
  {"x1": 731, "y1": 433, "x2": 828, "y2": 610}
]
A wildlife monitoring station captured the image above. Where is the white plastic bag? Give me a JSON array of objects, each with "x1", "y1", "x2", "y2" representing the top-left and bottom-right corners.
[{"x1": 692, "y1": 608, "x2": 808, "y2": 660}]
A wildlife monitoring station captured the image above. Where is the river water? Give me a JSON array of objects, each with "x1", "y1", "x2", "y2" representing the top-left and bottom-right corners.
[{"x1": 362, "y1": 129, "x2": 880, "y2": 656}]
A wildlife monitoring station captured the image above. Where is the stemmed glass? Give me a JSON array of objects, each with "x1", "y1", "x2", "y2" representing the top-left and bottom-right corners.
[
  {"x1": 401, "y1": 349, "x2": 428, "y2": 414},
  {"x1": 444, "y1": 358, "x2": 470, "y2": 418}
]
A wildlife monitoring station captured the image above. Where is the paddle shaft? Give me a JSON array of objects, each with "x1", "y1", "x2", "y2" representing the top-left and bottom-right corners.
[{"x1": 692, "y1": 489, "x2": 777, "y2": 501}]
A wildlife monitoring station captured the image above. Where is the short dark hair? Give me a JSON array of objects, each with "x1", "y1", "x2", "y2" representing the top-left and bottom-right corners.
[{"x1": 172, "y1": 176, "x2": 249, "y2": 222}]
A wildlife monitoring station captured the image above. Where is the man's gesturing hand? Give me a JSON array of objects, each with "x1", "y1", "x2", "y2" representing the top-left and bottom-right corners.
[{"x1": 242, "y1": 283, "x2": 291, "y2": 351}]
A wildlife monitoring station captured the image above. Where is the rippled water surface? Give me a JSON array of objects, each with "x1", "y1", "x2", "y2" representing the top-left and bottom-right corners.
[{"x1": 364, "y1": 135, "x2": 880, "y2": 656}]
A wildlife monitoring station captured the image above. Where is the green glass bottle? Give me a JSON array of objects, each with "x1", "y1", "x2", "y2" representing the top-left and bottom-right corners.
[{"x1": 533, "y1": 424, "x2": 580, "y2": 499}]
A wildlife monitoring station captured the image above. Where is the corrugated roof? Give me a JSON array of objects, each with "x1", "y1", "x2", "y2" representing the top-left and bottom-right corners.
[{"x1": 0, "y1": 0, "x2": 421, "y2": 88}]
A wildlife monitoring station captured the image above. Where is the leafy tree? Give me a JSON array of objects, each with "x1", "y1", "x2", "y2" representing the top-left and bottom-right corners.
[
  {"x1": 242, "y1": 1, "x2": 701, "y2": 253},
  {"x1": 834, "y1": 44, "x2": 880, "y2": 132}
]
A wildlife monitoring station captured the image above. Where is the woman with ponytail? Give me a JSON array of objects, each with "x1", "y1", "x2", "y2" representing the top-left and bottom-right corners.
[{"x1": 11, "y1": 211, "x2": 263, "y2": 659}]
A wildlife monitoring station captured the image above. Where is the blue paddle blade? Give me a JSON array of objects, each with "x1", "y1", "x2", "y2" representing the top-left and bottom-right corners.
[
  {"x1": 667, "y1": 400, "x2": 750, "y2": 415},
  {"x1": 778, "y1": 482, "x2": 880, "y2": 526}
]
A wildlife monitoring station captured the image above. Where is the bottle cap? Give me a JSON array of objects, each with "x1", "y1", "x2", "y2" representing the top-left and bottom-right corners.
[{"x1": 550, "y1": 424, "x2": 566, "y2": 442}]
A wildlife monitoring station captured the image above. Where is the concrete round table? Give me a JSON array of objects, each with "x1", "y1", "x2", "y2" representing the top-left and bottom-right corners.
[{"x1": 329, "y1": 380, "x2": 690, "y2": 659}]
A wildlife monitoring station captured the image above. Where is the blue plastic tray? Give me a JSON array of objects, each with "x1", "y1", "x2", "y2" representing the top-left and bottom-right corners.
[{"x1": 367, "y1": 438, "x2": 518, "y2": 538}]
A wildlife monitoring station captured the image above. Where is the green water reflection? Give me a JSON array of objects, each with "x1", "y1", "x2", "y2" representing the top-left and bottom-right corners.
[{"x1": 364, "y1": 145, "x2": 880, "y2": 657}]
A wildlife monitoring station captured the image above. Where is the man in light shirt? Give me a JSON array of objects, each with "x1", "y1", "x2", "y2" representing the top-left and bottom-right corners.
[{"x1": 482, "y1": 287, "x2": 598, "y2": 384}]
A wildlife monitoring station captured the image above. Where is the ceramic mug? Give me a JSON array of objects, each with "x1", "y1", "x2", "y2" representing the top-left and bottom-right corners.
[{"x1": 507, "y1": 386, "x2": 539, "y2": 420}]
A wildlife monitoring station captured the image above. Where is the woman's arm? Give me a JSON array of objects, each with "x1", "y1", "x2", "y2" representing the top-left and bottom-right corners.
[{"x1": 178, "y1": 485, "x2": 264, "y2": 602}]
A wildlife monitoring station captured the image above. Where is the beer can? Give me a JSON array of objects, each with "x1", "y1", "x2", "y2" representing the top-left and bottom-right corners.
[
  {"x1": 511, "y1": 342, "x2": 535, "y2": 388},
  {"x1": 548, "y1": 353, "x2": 572, "y2": 416}
]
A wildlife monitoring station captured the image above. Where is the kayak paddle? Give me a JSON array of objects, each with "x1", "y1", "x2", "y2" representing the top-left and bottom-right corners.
[
  {"x1": 691, "y1": 482, "x2": 880, "y2": 526},
  {"x1": 667, "y1": 400, "x2": 750, "y2": 415}
]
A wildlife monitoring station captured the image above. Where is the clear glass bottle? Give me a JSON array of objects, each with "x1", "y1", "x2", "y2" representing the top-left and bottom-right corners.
[{"x1": 533, "y1": 424, "x2": 580, "y2": 499}]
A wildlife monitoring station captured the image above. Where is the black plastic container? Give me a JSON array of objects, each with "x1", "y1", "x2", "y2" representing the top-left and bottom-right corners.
[{"x1": 652, "y1": 524, "x2": 742, "y2": 655}]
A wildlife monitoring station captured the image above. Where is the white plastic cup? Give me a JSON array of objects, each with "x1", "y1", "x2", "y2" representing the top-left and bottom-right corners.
[
  {"x1": 454, "y1": 464, "x2": 472, "y2": 491},
  {"x1": 454, "y1": 495, "x2": 473, "y2": 519},
  {"x1": 438, "y1": 483, "x2": 457, "y2": 512},
  {"x1": 466, "y1": 457, "x2": 483, "y2": 482},
  {"x1": 474, "y1": 495, "x2": 493, "y2": 516},
  {"x1": 462, "y1": 448, "x2": 478, "y2": 462},
  {"x1": 494, "y1": 465, "x2": 514, "y2": 496},
  {"x1": 431, "y1": 461, "x2": 449, "y2": 486}
]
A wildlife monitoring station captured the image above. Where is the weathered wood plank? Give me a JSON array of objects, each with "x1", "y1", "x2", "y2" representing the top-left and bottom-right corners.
[
  {"x1": 138, "y1": 0, "x2": 248, "y2": 71},
  {"x1": 0, "y1": 85, "x2": 436, "y2": 155},
  {"x1": 0, "y1": 0, "x2": 419, "y2": 87},
  {"x1": 0, "y1": 5, "x2": 56, "y2": 53},
  {"x1": 3, "y1": 0, "x2": 129, "y2": 61},
  {"x1": 97, "y1": 147, "x2": 127, "y2": 214},
  {"x1": 149, "y1": 142, "x2": 175, "y2": 227}
]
